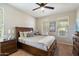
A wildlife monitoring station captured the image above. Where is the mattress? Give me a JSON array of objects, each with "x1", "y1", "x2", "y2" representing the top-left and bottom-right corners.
[{"x1": 18, "y1": 35, "x2": 55, "y2": 51}]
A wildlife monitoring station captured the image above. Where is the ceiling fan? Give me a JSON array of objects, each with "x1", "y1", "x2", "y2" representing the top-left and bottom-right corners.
[{"x1": 32, "y1": 3, "x2": 54, "y2": 11}]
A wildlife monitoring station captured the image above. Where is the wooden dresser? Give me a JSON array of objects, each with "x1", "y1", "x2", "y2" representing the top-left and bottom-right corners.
[
  {"x1": 0, "y1": 39, "x2": 17, "y2": 56},
  {"x1": 73, "y1": 32, "x2": 79, "y2": 56}
]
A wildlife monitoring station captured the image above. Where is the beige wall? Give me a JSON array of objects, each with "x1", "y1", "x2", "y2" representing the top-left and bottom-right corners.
[
  {"x1": 0, "y1": 4, "x2": 36, "y2": 41},
  {"x1": 36, "y1": 10, "x2": 77, "y2": 45},
  {"x1": 0, "y1": 3, "x2": 77, "y2": 44}
]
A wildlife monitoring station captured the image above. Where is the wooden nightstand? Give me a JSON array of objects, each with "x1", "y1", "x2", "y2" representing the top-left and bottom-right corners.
[{"x1": 0, "y1": 39, "x2": 17, "y2": 56}]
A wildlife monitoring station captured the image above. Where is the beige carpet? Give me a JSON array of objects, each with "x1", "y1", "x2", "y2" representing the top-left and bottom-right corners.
[{"x1": 10, "y1": 43, "x2": 73, "y2": 56}]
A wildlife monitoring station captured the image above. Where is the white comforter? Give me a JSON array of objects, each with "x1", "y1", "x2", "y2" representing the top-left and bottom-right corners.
[
  {"x1": 19, "y1": 35, "x2": 55, "y2": 51},
  {"x1": 38, "y1": 36, "x2": 55, "y2": 48}
]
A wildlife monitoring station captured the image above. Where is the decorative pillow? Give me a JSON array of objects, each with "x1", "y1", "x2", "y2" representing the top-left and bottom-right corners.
[{"x1": 27, "y1": 31, "x2": 34, "y2": 37}]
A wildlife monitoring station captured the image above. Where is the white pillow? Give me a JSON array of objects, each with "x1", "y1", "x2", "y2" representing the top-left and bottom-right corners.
[
  {"x1": 19, "y1": 32, "x2": 24, "y2": 37},
  {"x1": 19, "y1": 31, "x2": 33, "y2": 37},
  {"x1": 24, "y1": 32, "x2": 28, "y2": 37}
]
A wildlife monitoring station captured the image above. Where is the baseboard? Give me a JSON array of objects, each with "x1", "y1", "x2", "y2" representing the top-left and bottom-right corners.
[{"x1": 58, "y1": 42, "x2": 73, "y2": 46}]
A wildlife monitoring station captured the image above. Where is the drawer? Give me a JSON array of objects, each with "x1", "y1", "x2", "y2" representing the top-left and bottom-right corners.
[
  {"x1": 73, "y1": 38, "x2": 76, "y2": 42},
  {"x1": 73, "y1": 42, "x2": 79, "y2": 48},
  {"x1": 6, "y1": 47, "x2": 17, "y2": 53},
  {"x1": 73, "y1": 45, "x2": 79, "y2": 53},
  {"x1": 1, "y1": 45, "x2": 17, "y2": 52},
  {"x1": 73, "y1": 38, "x2": 79, "y2": 42},
  {"x1": 1, "y1": 40, "x2": 17, "y2": 47},
  {"x1": 2, "y1": 40, "x2": 17, "y2": 46},
  {"x1": 73, "y1": 46, "x2": 79, "y2": 56},
  {"x1": 1, "y1": 43, "x2": 17, "y2": 49},
  {"x1": 73, "y1": 50, "x2": 78, "y2": 56},
  {"x1": 1, "y1": 45, "x2": 17, "y2": 51},
  {"x1": 1, "y1": 46, "x2": 17, "y2": 55}
]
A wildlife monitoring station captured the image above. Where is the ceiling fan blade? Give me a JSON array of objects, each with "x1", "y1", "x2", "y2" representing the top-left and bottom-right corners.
[
  {"x1": 36, "y1": 3, "x2": 41, "y2": 6},
  {"x1": 32, "y1": 7, "x2": 41, "y2": 11},
  {"x1": 45, "y1": 6, "x2": 54, "y2": 9},
  {"x1": 44, "y1": 3, "x2": 47, "y2": 5},
  {"x1": 36, "y1": 3, "x2": 47, "y2": 6}
]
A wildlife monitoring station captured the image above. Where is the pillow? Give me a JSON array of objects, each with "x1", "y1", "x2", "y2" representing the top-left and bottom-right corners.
[
  {"x1": 24, "y1": 32, "x2": 28, "y2": 37},
  {"x1": 19, "y1": 32, "x2": 24, "y2": 37},
  {"x1": 27, "y1": 31, "x2": 34, "y2": 37},
  {"x1": 19, "y1": 31, "x2": 34, "y2": 37}
]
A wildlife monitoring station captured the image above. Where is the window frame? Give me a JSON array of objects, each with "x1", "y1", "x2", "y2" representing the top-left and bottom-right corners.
[{"x1": 57, "y1": 16, "x2": 69, "y2": 38}]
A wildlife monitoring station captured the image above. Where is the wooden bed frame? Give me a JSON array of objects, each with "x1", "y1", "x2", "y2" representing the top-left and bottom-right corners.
[{"x1": 15, "y1": 27, "x2": 57, "y2": 56}]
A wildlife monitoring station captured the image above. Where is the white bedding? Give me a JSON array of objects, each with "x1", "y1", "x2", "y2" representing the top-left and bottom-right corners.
[{"x1": 18, "y1": 35, "x2": 55, "y2": 51}]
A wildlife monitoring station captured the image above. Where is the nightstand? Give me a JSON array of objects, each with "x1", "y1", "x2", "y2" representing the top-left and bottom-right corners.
[{"x1": 0, "y1": 39, "x2": 17, "y2": 56}]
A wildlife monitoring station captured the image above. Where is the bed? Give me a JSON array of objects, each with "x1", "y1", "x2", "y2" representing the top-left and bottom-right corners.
[{"x1": 15, "y1": 27, "x2": 57, "y2": 56}]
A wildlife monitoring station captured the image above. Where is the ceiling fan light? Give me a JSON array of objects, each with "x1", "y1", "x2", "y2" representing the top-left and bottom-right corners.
[{"x1": 41, "y1": 7, "x2": 44, "y2": 11}]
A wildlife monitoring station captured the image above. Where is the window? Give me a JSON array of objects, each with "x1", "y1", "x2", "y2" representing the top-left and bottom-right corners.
[
  {"x1": 0, "y1": 8, "x2": 4, "y2": 40},
  {"x1": 42, "y1": 21, "x2": 49, "y2": 35},
  {"x1": 57, "y1": 17, "x2": 69, "y2": 37},
  {"x1": 49, "y1": 21, "x2": 56, "y2": 32}
]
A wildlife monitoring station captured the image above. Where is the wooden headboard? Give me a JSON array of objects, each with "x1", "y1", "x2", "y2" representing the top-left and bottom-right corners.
[{"x1": 15, "y1": 27, "x2": 33, "y2": 39}]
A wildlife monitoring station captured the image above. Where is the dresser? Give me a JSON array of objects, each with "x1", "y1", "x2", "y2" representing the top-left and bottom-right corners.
[
  {"x1": 73, "y1": 32, "x2": 79, "y2": 56},
  {"x1": 0, "y1": 39, "x2": 17, "y2": 56}
]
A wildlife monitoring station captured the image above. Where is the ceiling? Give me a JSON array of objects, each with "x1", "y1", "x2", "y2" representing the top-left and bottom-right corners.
[{"x1": 9, "y1": 3, "x2": 79, "y2": 18}]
